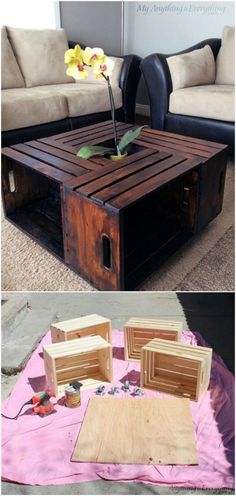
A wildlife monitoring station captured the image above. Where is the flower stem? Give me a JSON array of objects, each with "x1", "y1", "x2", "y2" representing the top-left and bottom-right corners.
[{"x1": 102, "y1": 73, "x2": 120, "y2": 155}]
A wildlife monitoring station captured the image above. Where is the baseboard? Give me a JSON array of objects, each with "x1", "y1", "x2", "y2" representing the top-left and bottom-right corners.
[{"x1": 136, "y1": 104, "x2": 150, "y2": 117}]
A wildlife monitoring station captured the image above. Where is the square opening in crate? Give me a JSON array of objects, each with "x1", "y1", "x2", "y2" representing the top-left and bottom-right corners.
[
  {"x1": 123, "y1": 170, "x2": 198, "y2": 289},
  {"x1": 2, "y1": 160, "x2": 64, "y2": 259},
  {"x1": 50, "y1": 314, "x2": 111, "y2": 344},
  {"x1": 124, "y1": 318, "x2": 182, "y2": 361},
  {"x1": 43, "y1": 335, "x2": 113, "y2": 396},
  {"x1": 141, "y1": 338, "x2": 212, "y2": 401}
]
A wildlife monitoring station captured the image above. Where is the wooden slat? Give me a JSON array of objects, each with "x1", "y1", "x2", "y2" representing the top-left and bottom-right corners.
[
  {"x1": 141, "y1": 129, "x2": 223, "y2": 156},
  {"x1": 90, "y1": 154, "x2": 187, "y2": 204},
  {"x1": 11, "y1": 143, "x2": 87, "y2": 177},
  {"x1": 64, "y1": 148, "x2": 159, "y2": 190},
  {"x1": 55, "y1": 351, "x2": 99, "y2": 368},
  {"x1": 38, "y1": 138, "x2": 101, "y2": 171},
  {"x1": 50, "y1": 119, "x2": 115, "y2": 140},
  {"x1": 144, "y1": 127, "x2": 227, "y2": 151},
  {"x1": 60, "y1": 124, "x2": 133, "y2": 146},
  {"x1": 26, "y1": 139, "x2": 99, "y2": 171},
  {"x1": 146, "y1": 338, "x2": 211, "y2": 356},
  {"x1": 71, "y1": 397, "x2": 198, "y2": 465},
  {"x1": 79, "y1": 151, "x2": 170, "y2": 197},
  {"x1": 1, "y1": 147, "x2": 72, "y2": 183},
  {"x1": 51, "y1": 314, "x2": 110, "y2": 330},
  {"x1": 136, "y1": 134, "x2": 211, "y2": 158},
  {"x1": 109, "y1": 156, "x2": 201, "y2": 210},
  {"x1": 55, "y1": 121, "x2": 132, "y2": 143},
  {"x1": 127, "y1": 318, "x2": 182, "y2": 331}
]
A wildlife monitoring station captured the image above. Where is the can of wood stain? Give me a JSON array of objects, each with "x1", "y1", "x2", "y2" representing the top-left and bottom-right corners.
[{"x1": 65, "y1": 381, "x2": 82, "y2": 408}]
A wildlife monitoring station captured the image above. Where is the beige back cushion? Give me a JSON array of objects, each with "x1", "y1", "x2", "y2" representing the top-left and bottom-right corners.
[
  {"x1": 167, "y1": 45, "x2": 215, "y2": 91},
  {"x1": 75, "y1": 57, "x2": 123, "y2": 86},
  {"x1": 1, "y1": 26, "x2": 25, "y2": 89},
  {"x1": 215, "y1": 26, "x2": 235, "y2": 85},
  {"x1": 6, "y1": 27, "x2": 73, "y2": 87}
]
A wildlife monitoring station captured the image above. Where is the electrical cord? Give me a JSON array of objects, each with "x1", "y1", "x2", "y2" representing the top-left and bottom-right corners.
[{"x1": 1, "y1": 400, "x2": 32, "y2": 420}]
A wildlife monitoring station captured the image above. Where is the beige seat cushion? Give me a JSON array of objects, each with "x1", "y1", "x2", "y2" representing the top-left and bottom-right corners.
[
  {"x1": 1, "y1": 26, "x2": 25, "y2": 89},
  {"x1": 169, "y1": 85, "x2": 235, "y2": 122},
  {"x1": 6, "y1": 27, "x2": 73, "y2": 87},
  {"x1": 75, "y1": 57, "x2": 124, "y2": 86},
  {"x1": 167, "y1": 45, "x2": 215, "y2": 91},
  {"x1": 2, "y1": 87, "x2": 68, "y2": 131},
  {"x1": 53, "y1": 83, "x2": 123, "y2": 117},
  {"x1": 2, "y1": 83, "x2": 123, "y2": 131},
  {"x1": 216, "y1": 26, "x2": 235, "y2": 85}
]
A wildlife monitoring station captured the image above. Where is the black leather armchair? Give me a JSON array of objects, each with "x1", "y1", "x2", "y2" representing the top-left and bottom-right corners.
[{"x1": 141, "y1": 39, "x2": 234, "y2": 154}]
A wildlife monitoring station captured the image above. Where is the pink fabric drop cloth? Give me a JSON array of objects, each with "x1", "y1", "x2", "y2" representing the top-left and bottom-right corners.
[{"x1": 2, "y1": 329, "x2": 234, "y2": 488}]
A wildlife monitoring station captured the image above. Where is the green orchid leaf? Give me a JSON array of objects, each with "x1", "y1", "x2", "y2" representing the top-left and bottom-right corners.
[
  {"x1": 77, "y1": 145, "x2": 115, "y2": 159},
  {"x1": 118, "y1": 126, "x2": 147, "y2": 153}
]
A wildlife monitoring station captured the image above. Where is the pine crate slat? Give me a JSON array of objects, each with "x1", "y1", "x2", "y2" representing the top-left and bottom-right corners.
[
  {"x1": 124, "y1": 318, "x2": 182, "y2": 361},
  {"x1": 43, "y1": 335, "x2": 113, "y2": 396},
  {"x1": 50, "y1": 313, "x2": 111, "y2": 344},
  {"x1": 141, "y1": 338, "x2": 212, "y2": 401}
]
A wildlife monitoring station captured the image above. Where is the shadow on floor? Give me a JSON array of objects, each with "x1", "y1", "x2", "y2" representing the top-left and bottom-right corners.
[
  {"x1": 177, "y1": 292, "x2": 234, "y2": 373},
  {"x1": 177, "y1": 292, "x2": 235, "y2": 484}
]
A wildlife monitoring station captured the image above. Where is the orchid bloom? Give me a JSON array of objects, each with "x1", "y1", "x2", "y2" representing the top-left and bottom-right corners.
[
  {"x1": 93, "y1": 56, "x2": 115, "y2": 79},
  {"x1": 64, "y1": 44, "x2": 123, "y2": 156},
  {"x1": 64, "y1": 44, "x2": 88, "y2": 80},
  {"x1": 82, "y1": 47, "x2": 105, "y2": 66}
]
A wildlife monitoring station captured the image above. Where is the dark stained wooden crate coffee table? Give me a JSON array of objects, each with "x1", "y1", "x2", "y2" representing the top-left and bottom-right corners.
[{"x1": 2, "y1": 120, "x2": 228, "y2": 290}]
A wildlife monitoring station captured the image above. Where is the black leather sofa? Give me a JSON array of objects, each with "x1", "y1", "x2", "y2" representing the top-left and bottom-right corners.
[
  {"x1": 2, "y1": 40, "x2": 141, "y2": 147},
  {"x1": 140, "y1": 39, "x2": 234, "y2": 154}
]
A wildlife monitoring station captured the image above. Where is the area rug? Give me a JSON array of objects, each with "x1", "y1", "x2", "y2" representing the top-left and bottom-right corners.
[
  {"x1": 1, "y1": 162, "x2": 234, "y2": 291},
  {"x1": 175, "y1": 226, "x2": 235, "y2": 291},
  {"x1": 2, "y1": 330, "x2": 234, "y2": 488}
]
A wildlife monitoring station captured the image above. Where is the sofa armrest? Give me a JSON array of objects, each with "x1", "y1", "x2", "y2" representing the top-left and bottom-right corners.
[
  {"x1": 68, "y1": 40, "x2": 86, "y2": 49},
  {"x1": 140, "y1": 38, "x2": 221, "y2": 130},
  {"x1": 119, "y1": 54, "x2": 142, "y2": 123}
]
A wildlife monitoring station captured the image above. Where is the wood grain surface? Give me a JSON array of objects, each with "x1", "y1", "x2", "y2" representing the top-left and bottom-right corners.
[{"x1": 71, "y1": 397, "x2": 198, "y2": 465}]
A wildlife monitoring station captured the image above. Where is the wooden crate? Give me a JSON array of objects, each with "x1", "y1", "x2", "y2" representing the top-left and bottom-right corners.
[
  {"x1": 43, "y1": 335, "x2": 113, "y2": 396},
  {"x1": 50, "y1": 314, "x2": 111, "y2": 344},
  {"x1": 141, "y1": 338, "x2": 212, "y2": 401},
  {"x1": 124, "y1": 318, "x2": 182, "y2": 361}
]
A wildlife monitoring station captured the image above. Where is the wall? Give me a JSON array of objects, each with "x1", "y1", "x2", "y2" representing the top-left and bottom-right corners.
[
  {"x1": 124, "y1": 1, "x2": 234, "y2": 56},
  {"x1": 1, "y1": 0, "x2": 60, "y2": 29},
  {"x1": 60, "y1": 1, "x2": 123, "y2": 56},
  {"x1": 124, "y1": 1, "x2": 235, "y2": 109}
]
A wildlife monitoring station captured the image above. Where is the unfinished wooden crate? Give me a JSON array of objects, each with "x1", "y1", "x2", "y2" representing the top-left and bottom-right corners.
[
  {"x1": 141, "y1": 338, "x2": 212, "y2": 401},
  {"x1": 43, "y1": 335, "x2": 113, "y2": 396},
  {"x1": 124, "y1": 318, "x2": 182, "y2": 361},
  {"x1": 50, "y1": 314, "x2": 111, "y2": 344}
]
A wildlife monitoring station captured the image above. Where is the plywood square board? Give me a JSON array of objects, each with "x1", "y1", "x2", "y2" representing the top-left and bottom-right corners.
[{"x1": 72, "y1": 397, "x2": 198, "y2": 465}]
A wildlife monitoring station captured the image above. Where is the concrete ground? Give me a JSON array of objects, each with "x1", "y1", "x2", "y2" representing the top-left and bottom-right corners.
[{"x1": 1, "y1": 291, "x2": 234, "y2": 495}]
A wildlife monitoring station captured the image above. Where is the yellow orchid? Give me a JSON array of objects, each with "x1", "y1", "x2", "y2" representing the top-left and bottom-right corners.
[
  {"x1": 93, "y1": 56, "x2": 115, "y2": 79},
  {"x1": 64, "y1": 44, "x2": 137, "y2": 159},
  {"x1": 64, "y1": 44, "x2": 83, "y2": 65},
  {"x1": 66, "y1": 62, "x2": 88, "y2": 80},
  {"x1": 82, "y1": 46, "x2": 105, "y2": 66}
]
